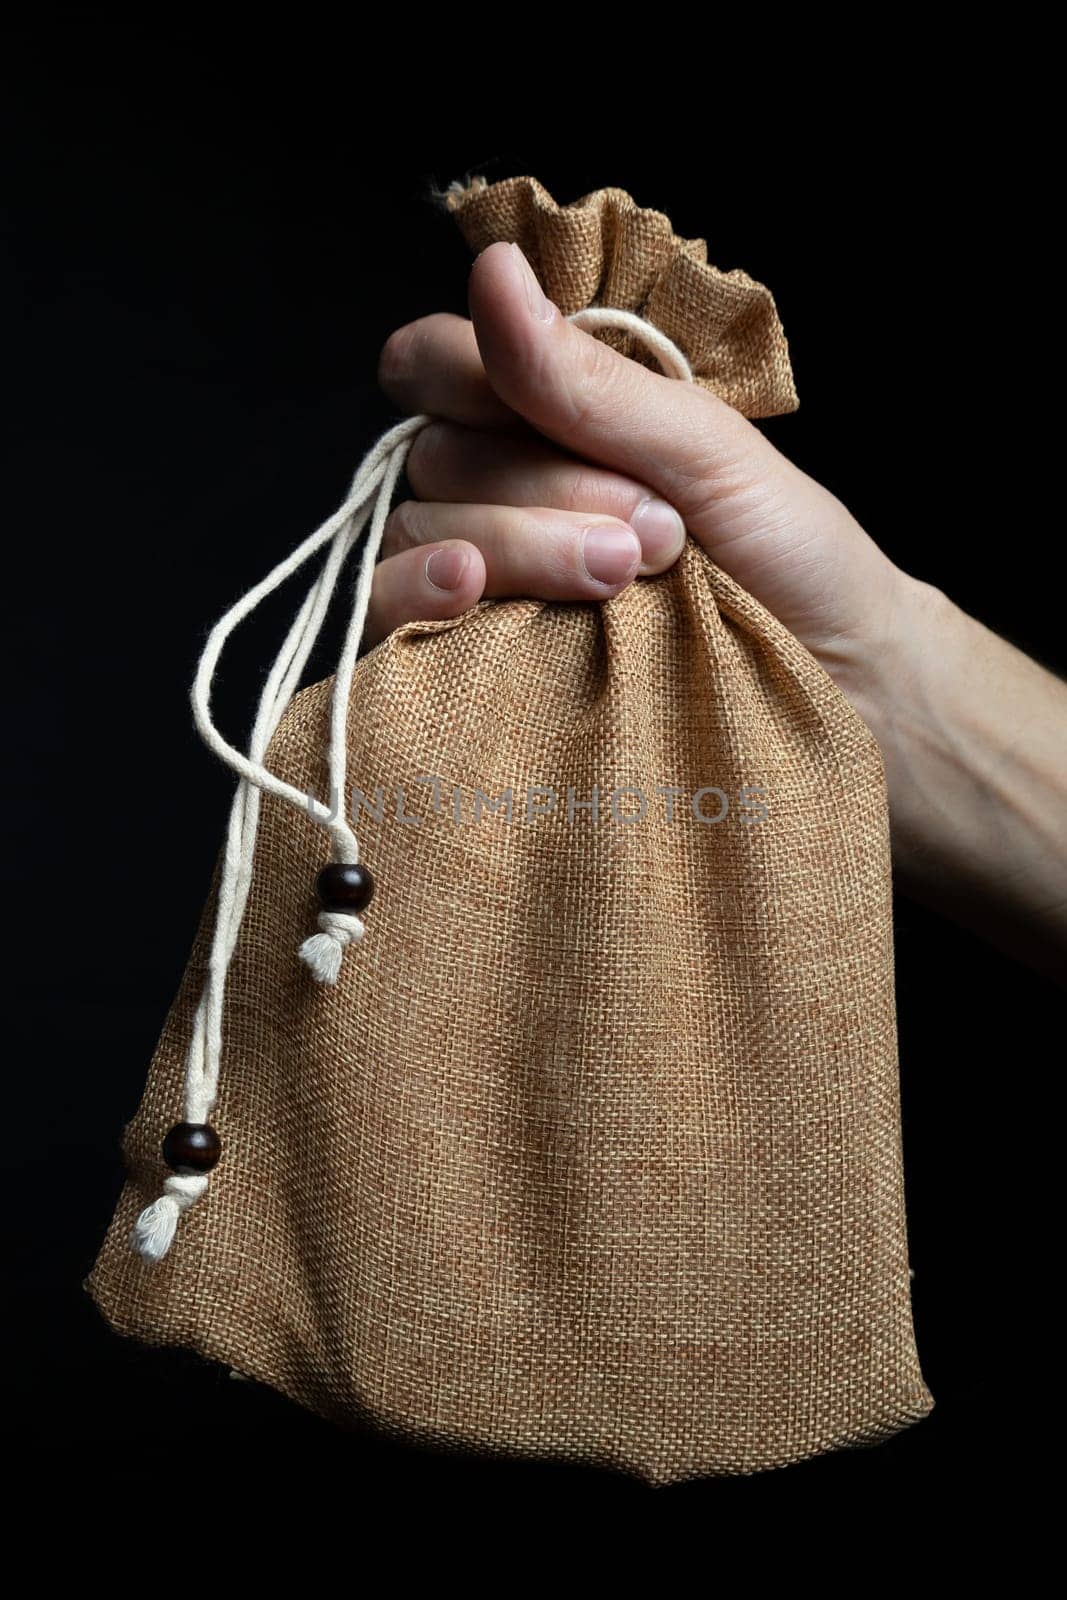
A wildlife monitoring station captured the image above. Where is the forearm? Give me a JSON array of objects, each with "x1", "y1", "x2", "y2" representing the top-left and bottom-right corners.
[{"x1": 841, "y1": 573, "x2": 1067, "y2": 982}]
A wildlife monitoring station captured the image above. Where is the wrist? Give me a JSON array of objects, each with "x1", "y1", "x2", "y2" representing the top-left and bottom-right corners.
[{"x1": 830, "y1": 566, "x2": 953, "y2": 764}]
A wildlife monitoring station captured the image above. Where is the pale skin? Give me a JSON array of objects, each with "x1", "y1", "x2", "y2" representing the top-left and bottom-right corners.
[{"x1": 370, "y1": 241, "x2": 1067, "y2": 983}]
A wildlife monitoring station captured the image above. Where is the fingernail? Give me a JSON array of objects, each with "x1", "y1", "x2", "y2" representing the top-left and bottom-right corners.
[
  {"x1": 630, "y1": 496, "x2": 686, "y2": 571},
  {"x1": 510, "y1": 242, "x2": 554, "y2": 323},
  {"x1": 425, "y1": 545, "x2": 469, "y2": 592},
  {"x1": 580, "y1": 524, "x2": 642, "y2": 587}
]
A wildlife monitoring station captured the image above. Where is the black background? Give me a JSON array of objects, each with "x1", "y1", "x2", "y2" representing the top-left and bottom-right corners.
[{"x1": 5, "y1": 19, "x2": 1058, "y2": 1522}]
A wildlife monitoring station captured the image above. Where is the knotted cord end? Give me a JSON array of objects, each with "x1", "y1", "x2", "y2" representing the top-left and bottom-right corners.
[
  {"x1": 129, "y1": 1172, "x2": 210, "y2": 1263},
  {"x1": 298, "y1": 910, "x2": 365, "y2": 985},
  {"x1": 300, "y1": 856, "x2": 374, "y2": 983}
]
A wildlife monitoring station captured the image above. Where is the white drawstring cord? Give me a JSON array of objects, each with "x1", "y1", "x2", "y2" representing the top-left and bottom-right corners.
[
  {"x1": 129, "y1": 308, "x2": 694, "y2": 1263},
  {"x1": 567, "y1": 307, "x2": 694, "y2": 383},
  {"x1": 130, "y1": 414, "x2": 425, "y2": 1260}
]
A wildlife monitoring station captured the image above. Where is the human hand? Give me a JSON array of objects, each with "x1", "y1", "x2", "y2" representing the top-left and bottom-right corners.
[
  {"x1": 369, "y1": 241, "x2": 1067, "y2": 980},
  {"x1": 369, "y1": 239, "x2": 917, "y2": 729}
]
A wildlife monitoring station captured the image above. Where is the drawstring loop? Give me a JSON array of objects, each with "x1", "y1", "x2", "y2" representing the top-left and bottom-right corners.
[
  {"x1": 130, "y1": 309, "x2": 694, "y2": 1263},
  {"x1": 130, "y1": 413, "x2": 426, "y2": 1260}
]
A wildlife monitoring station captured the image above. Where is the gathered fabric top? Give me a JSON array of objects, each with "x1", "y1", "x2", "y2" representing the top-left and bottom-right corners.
[{"x1": 443, "y1": 174, "x2": 799, "y2": 420}]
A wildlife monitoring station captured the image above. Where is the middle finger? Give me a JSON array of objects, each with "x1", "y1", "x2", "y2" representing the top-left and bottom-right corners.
[{"x1": 406, "y1": 421, "x2": 687, "y2": 574}]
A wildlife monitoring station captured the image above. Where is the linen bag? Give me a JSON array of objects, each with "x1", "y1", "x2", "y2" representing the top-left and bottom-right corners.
[{"x1": 85, "y1": 174, "x2": 934, "y2": 1485}]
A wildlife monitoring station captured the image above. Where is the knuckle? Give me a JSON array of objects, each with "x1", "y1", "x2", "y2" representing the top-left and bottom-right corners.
[
  {"x1": 381, "y1": 500, "x2": 426, "y2": 556},
  {"x1": 512, "y1": 510, "x2": 556, "y2": 549},
  {"x1": 566, "y1": 331, "x2": 625, "y2": 431},
  {"x1": 405, "y1": 419, "x2": 453, "y2": 494},
  {"x1": 671, "y1": 436, "x2": 770, "y2": 531},
  {"x1": 558, "y1": 461, "x2": 638, "y2": 519},
  {"x1": 559, "y1": 462, "x2": 603, "y2": 514},
  {"x1": 377, "y1": 322, "x2": 422, "y2": 399},
  {"x1": 521, "y1": 517, "x2": 576, "y2": 585}
]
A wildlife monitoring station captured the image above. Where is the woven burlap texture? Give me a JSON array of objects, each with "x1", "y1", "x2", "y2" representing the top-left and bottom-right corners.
[
  {"x1": 443, "y1": 173, "x2": 799, "y2": 417},
  {"x1": 85, "y1": 176, "x2": 933, "y2": 1486}
]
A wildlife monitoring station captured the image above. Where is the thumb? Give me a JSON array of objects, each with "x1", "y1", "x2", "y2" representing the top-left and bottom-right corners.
[
  {"x1": 467, "y1": 240, "x2": 790, "y2": 547},
  {"x1": 465, "y1": 240, "x2": 900, "y2": 669}
]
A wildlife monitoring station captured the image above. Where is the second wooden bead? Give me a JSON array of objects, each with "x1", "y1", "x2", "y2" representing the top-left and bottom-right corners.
[{"x1": 315, "y1": 862, "x2": 375, "y2": 913}]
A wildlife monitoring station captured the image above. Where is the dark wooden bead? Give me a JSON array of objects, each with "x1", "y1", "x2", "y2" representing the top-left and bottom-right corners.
[
  {"x1": 162, "y1": 1122, "x2": 222, "y2": 1174},
  {"x1": 315, "y1": 862, "x2": 375, "y2": 913}
]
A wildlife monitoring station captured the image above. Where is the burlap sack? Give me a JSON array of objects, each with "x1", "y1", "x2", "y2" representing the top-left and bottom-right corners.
[{"x1": 85, "y1": 175, "x2": 933, "y2": 1485}]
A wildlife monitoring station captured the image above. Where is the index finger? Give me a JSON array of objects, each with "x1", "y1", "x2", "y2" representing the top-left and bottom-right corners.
[{"x1": 378, "y1": 312, "x2": 527, "y2": 432}]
